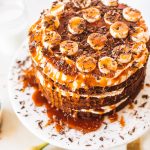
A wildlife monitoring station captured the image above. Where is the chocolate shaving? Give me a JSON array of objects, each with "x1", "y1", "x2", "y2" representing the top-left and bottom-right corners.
[
  {"x1": 146, "y1": 83, "x2": 150, "y2": 87},
  {"x1": 68, "y1": 138, "x2": 73, "y2": 142},
  {"x1": 142, "y1": 95, "x2": 149, "y2": 99},
  {"x1": 38, "y1": 120, "x2": 43, "y2": 129},
  {"x1": 85, "y1": 144, "x2": 91, "y2": 147},
  {"x1": 128, "y1": 127, "x2": 136, "y2": 135},
  {"x1": 99, "y1": 137, "x2": 104, "y2": 141},
  {"x1": 119, "y1": 135, "x2": 124, "y2": 140},
  {"x1": 139, "y1": 102, "x2": 147, "y2": 108}
]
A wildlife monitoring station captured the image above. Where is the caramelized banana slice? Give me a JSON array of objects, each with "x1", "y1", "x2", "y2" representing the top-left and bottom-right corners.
[
  {"x1": 110, "y1": 21, "x2": 129, "y2": 38},
  {"x1": 76, "y1": 56, "x2": 97, "y2": 73},
  {"x1": 131, "y1": 27, "x2": 149, "y2": 43},
  {"x1": 42, "y1": 15, "x2": 60, "y2": 31},
  {"x1": 43, "y1": 31, "x2": 61, "y2": 48},
  {"x1": 83, "y1": 7, "x2": 101, "y2": 23},
  {"x1": 60, "y1": 40, "x2": 78, "y2": 56},
  {"x1": 123, "y1": 7, "x2": 141, "y2": 22},
  {"x1": 104, "y1": 10, "x2": 121, "y2": 25},
  {"x1": 112, "y1": 45, "x2": 132, "y2": 64},
  {"x1": 132, "y1": 42, "x2": 147, "y2": 55},
  {"x1": 73, "y1": 0, "x2": 91, "y2": 8},
  {"x1": 50, "y1": 2, "x2": 65, "y2": 16},
  {"x1": 137, "y1": 19, "x2": 148, "y2": 31},
  {"x1": 87, "y1": 33, "x2": 107, "y2": 50},
  {"x1": 101, "y1": 0, "x2": 118, "y2": 6},
  {"x1": 98, "y1": 56, "x2": 117, "y2": 74},
  {"x1": 68, "y1": 17, "x2": 86, "y2": 34},
  {"x1": 117, "y1": 53, "x2": 132, "y2": 64}
]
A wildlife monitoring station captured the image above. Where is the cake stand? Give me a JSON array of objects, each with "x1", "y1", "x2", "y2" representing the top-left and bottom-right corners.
[{"x1": 8, "y1": 41, "x2": 150, "y2": 150}]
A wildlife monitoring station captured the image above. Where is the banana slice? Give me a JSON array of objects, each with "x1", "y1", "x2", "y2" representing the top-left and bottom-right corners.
[
  {"x1": 112, "y1": 45, "x2": 132, "y2": 64},
  {"x1": 110, "y1": 21, "x2": 129, "y2": 39},
  {"x1": 131, "y1": 27, "x2": 149, "y2": 43},
  {"x1": 60, "y1": 40, "x2": 78, "y2": 56},
  {"x1": 123, "y1": 7, "x2": 141, "y2": 22},
  {"x1": 101, "y1": 0, "x2": 118, "y2": 6},
  {"x1": 50, "y1": 2, "x2": 65, "y2": 16},
  {"x1": 83, "y1": 7, "x2": 101, "y2": 23},
  {"x1": 98, "y1": 56, "x2": 117, "y2": 74},
  {"x1": 68, "y1": 17, "x2": 86, "y2": 34},
  {"x1": 117, "y1": 53, "x2": 132, "y2": 64},
  {"x1": 42, "y1": 15, "x2": 60, "y2": 31},
  {"x1": 43, "y1": 31, "x2": 61, "y2": 48},
  {"x1": 76, "y1": 56, "x2": 97, "y2": 73},
  {"x1": 137, "y1": 19, "x2": 148, "y2": 31},
  {"x1": 73, "y1": 0, "x2": 91, "y2": 8},
  {"x1": 132, "y1": 42, "x2": 147, "y2": 55},
  {"x1": 87, "y1": 33, "x2": 107, "y2": 50},
  {"x1": 104, "y1": 10, "x2": 121, "y2": 25}
]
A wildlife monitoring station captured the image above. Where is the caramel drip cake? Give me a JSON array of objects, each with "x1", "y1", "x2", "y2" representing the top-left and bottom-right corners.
[{"x1": 28, "y1": 0, "x2": 150, "y2": 118}]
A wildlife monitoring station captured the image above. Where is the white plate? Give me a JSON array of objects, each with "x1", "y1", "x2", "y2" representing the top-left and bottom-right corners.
[{"x1": 8, "y1": 41, "x2": 150, "y2": 150}]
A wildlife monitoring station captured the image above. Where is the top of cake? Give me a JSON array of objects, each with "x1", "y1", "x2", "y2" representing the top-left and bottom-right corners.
[{"x1": 28, "y1": 0, "x2": 149, "y2": 91}]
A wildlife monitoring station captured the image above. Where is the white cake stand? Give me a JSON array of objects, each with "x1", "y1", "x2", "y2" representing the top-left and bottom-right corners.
[{"x1": 8, "y1": 42, "x2": 150, "y2": 150}]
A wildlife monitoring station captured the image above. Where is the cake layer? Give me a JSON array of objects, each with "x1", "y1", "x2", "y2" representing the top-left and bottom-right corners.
[
  {"x1": 35, "y1": 63, "x2": 145, "y2": 95},
  {"x1": 35, "y1": 65, "x2": 146, "y2": 116},
  {"x1": 37, "y1": 67, "x2": 145, "y2": 117}
]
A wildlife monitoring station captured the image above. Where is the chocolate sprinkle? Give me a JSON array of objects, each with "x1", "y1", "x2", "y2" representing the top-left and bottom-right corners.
[{"x1": 142, "y1": 95, "x2": 149, "y2": 99}]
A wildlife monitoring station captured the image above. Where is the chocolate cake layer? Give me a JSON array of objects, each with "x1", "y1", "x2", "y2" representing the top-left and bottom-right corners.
[
  {"x1": 38, "y1": 69, "x2": 145, "y2": 118},
  {"x1": 35, "y1": 62, "x2": 146, "y2": 94},
  {"x1": 35, "y1": 65, "x2": 146, "y2": 116}
]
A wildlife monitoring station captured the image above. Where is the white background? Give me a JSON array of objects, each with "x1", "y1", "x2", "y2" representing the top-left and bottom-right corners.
[{"x1": 0, "y1": 0, "x2": 150, "y2": 150}]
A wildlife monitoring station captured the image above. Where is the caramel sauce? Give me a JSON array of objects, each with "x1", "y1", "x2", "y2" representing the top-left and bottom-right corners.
[
  {"x1": 55, "y1": 123, "x2": 64, "y2": 133},
  {"x1": 32, "y1": 90, "x2": 103, "y2": 133},
  {"x1": 32, "y1": 90, "x2": 47, "y2": 107},
  {"x1": 120, "y1": 116, "x2": 125, "y2": 127},
  {"x1": 21, "y1": 68, "x2": 38, "y2": 90},
  {"x1": 108, "y1": 113, "x2": 118, "y2": 123},
  {"x1": 129, "y1": 103, "x2": 134, "y2": 109}
]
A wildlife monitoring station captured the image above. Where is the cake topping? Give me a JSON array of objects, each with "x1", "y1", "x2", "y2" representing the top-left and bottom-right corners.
[
  {"x1": 98, "y1": 56, "x2": 117, "y2": 74},
  {"x1": 68, "y1": 17, "x2": 86, "y2": 34},
  {"x1": 50, "y1": 2, "x2": 65, "y2": 16},
  {"x1": 123, "y1": 7, "x2": 141, "y2": 22},
  {"x1": 76, "y1": 56, "x2": 97, "y2": 73},
  {"x1": 29, "y1": 0, "x2": 150, "y2": 88},
  {"x1": 112, "y1": 45, "x2": 132, "y2": 64},
  {"x1": 132, "y1": 42, "x2": 147, "y2": 56},
  {"x1": 60, "y1": 40, "x2": 78, "y2": 56},
  {"x1": 87, "y1": 33, "x2": 107, "y2": 50},
  {"x1": 83, "y1": 7, "x2": 101, "y2": 23},
  {"x1": 117, "y1": 53, "x2": 132, "y2": 64},
  {"x1": 101, "y1": 0, "x2": 118, "y2": 6},
  {"x1": 73, "y1": 0, "x2": 91, "y2": 8},
  {"x1": 42, "y1": 15, "x2": 60, "y2": 31},
  {"x1": 43, "y1": 31, "x2": 61, "y2": 48},
  {"x1": 110, "y1": 21, "x2": 129, "y2": 38},
  {"x1": 131, "y1": 27, "x2": 149, "y2": 43},
  {"x1": 138, "y1": 19, "x2": 148, "y2": 31},
  {"x1": 104, "y1": 10, "x2": 121, "y2": 25}
]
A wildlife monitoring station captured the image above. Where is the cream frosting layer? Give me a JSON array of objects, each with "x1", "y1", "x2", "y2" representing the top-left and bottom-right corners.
[
  {"x1": 36, "y1": 71, "x2": 125, "y2": 99},
  {"x1": 73, "y1": 97, "x2": 129, "y2": 115}
]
